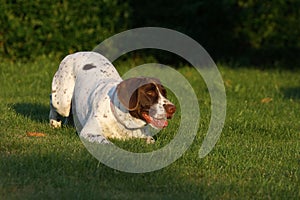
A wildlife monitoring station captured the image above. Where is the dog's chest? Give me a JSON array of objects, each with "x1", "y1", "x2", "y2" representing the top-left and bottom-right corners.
[
  {"x1": 74, "y1": 79, "x2": 148, "y2": 140},
  {"x1": 95, "y1": 89, "x2": 149, "y2": 139}
]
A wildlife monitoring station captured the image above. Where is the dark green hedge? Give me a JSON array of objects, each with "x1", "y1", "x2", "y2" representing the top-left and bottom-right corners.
[
  {"x1": 0, "y1": 0, "x2": 130, "y2": 60},
  {"x1": 1, "y1": 0, "x2": 299, "y2": 67},
  {"x1": 129, "y1": 0, "x2": 300, "y2": 66}
]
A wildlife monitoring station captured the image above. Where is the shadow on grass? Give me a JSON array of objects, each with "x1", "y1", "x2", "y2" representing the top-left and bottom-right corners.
[
  {"x1": 11, "y1": 102, "x2": 49, "y2": 123},
  {"x1": 281, "y1": 87, "x2": 300, "y2": 100},
  {"x1": 0, "y1": 148, "x2": 205, "y2": 199}
]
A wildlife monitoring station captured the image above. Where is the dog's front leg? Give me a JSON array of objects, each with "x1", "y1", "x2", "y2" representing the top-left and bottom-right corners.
[
  {"x1": 79, "y1": 118, "x2": 111, "y2": 144},
  {"x1": 146, "y1": 136, "x2": 155, "y2": 144}
]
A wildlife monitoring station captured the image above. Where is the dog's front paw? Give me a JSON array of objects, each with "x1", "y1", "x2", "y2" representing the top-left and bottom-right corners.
[
  {"x1": 50, "y1": 119, "x2": 62, "y2": 128},
  {"x1": 146, "y1": 136, "x2": 155, "y2": 144}
]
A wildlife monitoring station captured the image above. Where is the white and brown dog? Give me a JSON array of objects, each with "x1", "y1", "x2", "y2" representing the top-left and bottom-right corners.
[{"x1": 49, "y1": 52, "x2": 176, "y2": 144}]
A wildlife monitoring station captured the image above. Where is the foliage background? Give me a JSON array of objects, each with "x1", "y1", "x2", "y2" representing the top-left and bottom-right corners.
[
  {"x1": 0, "y1": 0, "x2": 299, "y2": 67},
  {"x1": 0, "y1": 0, "x2": 130, "y2": 60}
]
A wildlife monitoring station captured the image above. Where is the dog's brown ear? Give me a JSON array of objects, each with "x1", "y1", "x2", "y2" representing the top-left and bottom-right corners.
[{"x1": 116, "y1": 78, "x2": 143, "y2": 111}]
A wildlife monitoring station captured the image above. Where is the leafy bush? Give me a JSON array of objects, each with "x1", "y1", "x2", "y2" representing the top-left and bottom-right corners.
[
  {"x1": 0, "y1": 0, "x2": 130, "y2": 60},
  {"x1": 234, "y1": 0, "x2": 300, "y2": 65},
  {"x1": 129, "y1": 0, "x2": 300, "y2": 67},
  {"x1": 1, "y1": 0, "x2": 299, "y2": 67}
]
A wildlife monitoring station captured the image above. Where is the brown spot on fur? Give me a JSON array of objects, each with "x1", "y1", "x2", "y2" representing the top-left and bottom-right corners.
[{"x1": 83, "y1": 64, "x2": 96, "y2": 70}]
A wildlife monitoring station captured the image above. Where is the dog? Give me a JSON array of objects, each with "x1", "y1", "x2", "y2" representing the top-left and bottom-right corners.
[{"x1": 49, "y1": 52, "x2": 176, "y2": 144}]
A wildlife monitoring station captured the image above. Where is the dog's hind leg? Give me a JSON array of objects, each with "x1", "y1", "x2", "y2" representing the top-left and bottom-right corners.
[
  {"x1": 49, "y1": 94, "x2": 63, "y2": 128},
  {"x1": 49, "y1": 93, "x2": 74, "y2": 128},
  {"x1": 49, "y1": 54, "x2": 77, "y2": 127}
]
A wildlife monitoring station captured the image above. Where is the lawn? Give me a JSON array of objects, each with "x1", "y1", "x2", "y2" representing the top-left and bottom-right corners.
[{"x1": 0, "y1": 56, "x2": 299, "y2": 199}]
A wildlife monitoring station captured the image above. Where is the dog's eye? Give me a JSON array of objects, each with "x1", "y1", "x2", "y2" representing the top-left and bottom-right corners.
[{"x1": 146, "y1": 90, "x2": 156, "y2": 96}]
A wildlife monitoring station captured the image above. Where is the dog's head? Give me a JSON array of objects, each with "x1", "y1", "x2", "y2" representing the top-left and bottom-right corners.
[{"x1": 116, "y1": 77, "x2": 176, "y2": 129}]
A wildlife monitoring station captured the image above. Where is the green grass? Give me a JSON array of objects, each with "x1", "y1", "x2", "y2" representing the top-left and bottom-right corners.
[{"x1": 0, "y1": 56, "x2": 299, "y2": 200}]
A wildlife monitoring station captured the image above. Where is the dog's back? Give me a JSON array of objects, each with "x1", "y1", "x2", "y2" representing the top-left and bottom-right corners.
[{"x1": 51, "y1": 52, "x2": 120, "y2": 117}]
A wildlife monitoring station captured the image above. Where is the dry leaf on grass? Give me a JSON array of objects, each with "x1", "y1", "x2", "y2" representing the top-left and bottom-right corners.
[
  {"x1": 224, "y1": 79, "x2": 232, "y2": 88},
  {"x1": 26, "y1": 132, "x2": 46, "y2": 137},
  {"x1": 261, "y1": 97, "x2": 273, "y2": 103}
]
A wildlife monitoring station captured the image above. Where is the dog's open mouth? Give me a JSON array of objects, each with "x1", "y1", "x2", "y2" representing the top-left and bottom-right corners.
[{"x1": 142, "y1": 113, "x2": 168, "y2": 129}]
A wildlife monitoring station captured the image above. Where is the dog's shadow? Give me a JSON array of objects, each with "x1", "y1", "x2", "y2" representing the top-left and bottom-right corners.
[{"x1": 12, "y1": 103, "x2": 49, "y2": 123}]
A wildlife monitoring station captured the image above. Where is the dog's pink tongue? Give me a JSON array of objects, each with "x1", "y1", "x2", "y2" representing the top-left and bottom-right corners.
[
  {"x1": 152, "y1": 118, "x2": 168, "y2": 129},
  {"x1": 142, "y1": 113, "x2": 168, "y2": 129}
]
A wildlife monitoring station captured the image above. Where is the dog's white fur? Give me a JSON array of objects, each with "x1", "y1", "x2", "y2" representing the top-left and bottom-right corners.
[{"x1": 49, "y1": 52, "x2": 172, "y2": 144}]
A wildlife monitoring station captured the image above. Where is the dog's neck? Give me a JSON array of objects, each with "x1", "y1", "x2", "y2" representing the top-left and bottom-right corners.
[{"x1": 110, "y1": 87, "x2": 147, "y2": 130}]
